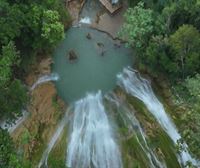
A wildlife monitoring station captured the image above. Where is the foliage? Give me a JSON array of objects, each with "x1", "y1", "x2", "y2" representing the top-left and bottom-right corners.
[
  {"x1": 123, "y1": 0, "x2": 200, "y2": 80},
  {"x1": 0, "y1": 42, "x2": 28, "y2": 121},
  {"x1": 143, "y1": 0, "x2": 172, "y2": 12},
  {"x1": 143, "y1": 24, "x2": 200, "y2": 79},
  {"x1": 0, "y1": 128, "x2": 22, "y2": 168},
  {"x1": 120, "y1": 2, "x2": 164, "y2": 51},
  {"x1": 0, "y1": 0, "x2": 69, "y2": 120},
  {"x1": 169, "y1": 25, "x2": 200, "y2": 78},
  {"x1": 178, "y1": 74, "x2": 200, "y2": 158},
  {"x1": 162, "y1": 0, "x2": 200, "y2": 33},
  {"x1": 128, "y1": 0, "x2": 172, "y2": 12},
  {"x1": 0, "y1": 42, "x2": 19, "y2": 87},
  {"x1": 0, "y1": 79, "x2": 28, "y2": 121},
  {"x1": 41, "y1": 10, "x2": 64, "y2": 48},
  {"x1": 0, "y1": 1, "x2": 23, "y2": 45},
  {"x1": 0, "y1": 0, "x2": 70, "y2": 70},
  {"x1": 185, "y1": 74, "x2": 200, "y2": 99},
  {"x1": 120, "y1": 2, "x2": 152, "y2": 48},
  {"x1": 145, "y1": 35, "x2": 178, "y2": 77}
]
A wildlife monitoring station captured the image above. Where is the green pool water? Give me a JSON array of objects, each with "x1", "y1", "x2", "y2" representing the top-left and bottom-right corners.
[{"x1": 52, "y1": 27, "x2": 132, "y2": 102}]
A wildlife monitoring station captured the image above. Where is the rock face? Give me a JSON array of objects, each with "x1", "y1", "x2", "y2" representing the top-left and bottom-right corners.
[{"x1": 68, "y1": 50, "x2": 78, "y2": 63}]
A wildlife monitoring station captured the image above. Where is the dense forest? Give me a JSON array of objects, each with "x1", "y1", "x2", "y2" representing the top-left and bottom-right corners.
[
  {"x1": 0, "y1": 0, "x2": 200, "y2": 167},
  {"x1": 0, "y1": 0, "x2": 70, "y2": 167}
]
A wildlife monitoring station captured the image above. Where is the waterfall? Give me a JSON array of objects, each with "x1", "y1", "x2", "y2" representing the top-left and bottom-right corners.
[
  {"x1": 66, "y1": 91, "x2": 122, "y2": 168},
  {"x1": 30, "y1": 73, "x2": 59, "y2": 91},
  {"x1": 79, "y1": 17, "x2": 92, "y2": 24},
  {"x1": 117, "y1": 67, "x2": 198, "y2": 166},
  {"x1": 106, "y1": 93, "x2": 165, "y2": 168}
]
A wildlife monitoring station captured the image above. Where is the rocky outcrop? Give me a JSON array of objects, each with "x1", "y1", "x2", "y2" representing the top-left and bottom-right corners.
[
  {"x1": 68, "y1": 50, "x2": 78, "y2": 63},
  {"x1": 86, "y1": 33, "x2": 92, "y2": 39}
]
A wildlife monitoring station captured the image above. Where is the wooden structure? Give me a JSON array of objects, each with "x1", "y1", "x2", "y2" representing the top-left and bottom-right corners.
[{"x1": 99, "y1": 0, "x2": 122, "y2": 14}]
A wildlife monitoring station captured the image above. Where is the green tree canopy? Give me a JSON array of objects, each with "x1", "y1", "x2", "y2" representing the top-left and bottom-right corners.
[
  {"x1": 0, "y1": 128, "x2": 22, "y2": 168},
  {"x1": 181, "y1": 74, "x2": 200, "y2": 158},
  {"x1": 41, "y1": 10, "x2": 64, "y2": 48},
  {"x1": 120, "y1": 2, "x2": 154, "y2": 49},
  {"x1": 145, "y1": 36, "x2": 178, "y2": 76},
  {"x1": 162, "y1": 0, "x2": 200, "y2": 33},
  {"x1": 0, "y1": 42, "x2": 27, "y2": 121},
  {"x1": 0, "y1": 42, "x2": 19, "y2": 87},
  {"x1": 120, "y1": 2, "x2": 164, "y2": 51},
  {"x1": 169, "y1": 24, "x2": 200, "y2": 78}
]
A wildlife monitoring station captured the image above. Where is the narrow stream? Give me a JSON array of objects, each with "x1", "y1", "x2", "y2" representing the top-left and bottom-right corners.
[{"x1": 30, "y1": 73, "x2": 59, "y2": 91}]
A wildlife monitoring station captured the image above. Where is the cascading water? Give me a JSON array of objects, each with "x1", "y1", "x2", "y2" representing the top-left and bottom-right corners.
[
  {"x1": 66, "y1": 91, "x2": 122, "y2": 168},
  {"x1": 117, "y1": 67, "x2": 198, "y2": 166},
  {"x1": 106, "y1": 93, "x2": 165, "y2": 168},
  {"x1": 30, "y1": 73, "x2": 59, "y2": 91},
  {"x1": 79, "y1": 17, "x2": 92, "y2": 24}
]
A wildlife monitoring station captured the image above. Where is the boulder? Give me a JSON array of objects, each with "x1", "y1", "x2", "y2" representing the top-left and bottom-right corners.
[
  {"x1": 86, "y1": 33, "x2": 92, "y2": 39},
  {"x1": 97, "y1": 42, "x2": 104, "y2": 48},
  {"x1": 68, "y1": 50, "x2": 78, "y2": 63},
  {"x1": 114, "y1": 43, "x2": 121, "y2": 48}
]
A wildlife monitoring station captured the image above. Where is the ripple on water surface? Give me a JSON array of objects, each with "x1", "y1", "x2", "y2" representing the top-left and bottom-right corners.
[{"x1": 52, "y1": 27, "x2": 132, "y2": 102}]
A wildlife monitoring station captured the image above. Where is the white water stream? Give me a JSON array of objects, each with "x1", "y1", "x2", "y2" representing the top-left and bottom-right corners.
[
  {"x1": 106, "y1": 93, "x2": 165, "y2": 168},
  {"x1": 79, "y1": 17, "x2": 92, "y2": 24},
  {"x1": 66, "y1": 91, "x2": 122, "y2": 168},
  {"x1": 117, "y1": 67, "x2": 198, "y2": 166},
  {"x1": 30, "y1": 73, "x2": 59, "y2": 91}
]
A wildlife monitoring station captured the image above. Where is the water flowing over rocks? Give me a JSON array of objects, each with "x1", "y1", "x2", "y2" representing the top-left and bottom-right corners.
[
  {"x1": 66, "y1": 91, "x2": 122, "y2": 168},
  {"x1": 117, "y1": 67, "x2": 199, "y2": 167},
  {"x1": 30, "y1": 73, "x2": 59, "y2": 91}
]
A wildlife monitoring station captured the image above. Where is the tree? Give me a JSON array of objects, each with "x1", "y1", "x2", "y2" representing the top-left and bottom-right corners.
[
  {"x1": 0, "y1": 42, "x2": 27, "y2": 121},
  {"x1": 0, "y1": 42, "x2": 19, "y2": 87},
  {"x1": 169, "y1": 25, "x2": 200, "y2": 78},
  {"x1": 143, "y1": 0, "x2": 172, "y2": 12},
  {"x1": 41, "y1": 10, "x2": 64, "y2": 48},
  {"x1": 120, "y1": 2, "x2": 164, "y2": 51},
  {"x1": 0, "y1": 1, "x2": 23, "y2": 45},
  {"x1": 0, "y1": 128, "x2": 22, "y2": 168},
  {"x1": 185, "y1": 74, "x2": 200, "y2": 100},
  {"x1": 0, "y1": 80, "x2": 28, "y2": 121},
  {"x1": 181, "y1": 74, "x2": 200, "y2": 158},
  {"x1": 162, "y1": 0, "x2": 200, "y2": 33},
  {"x1": 145, "y1": 36, "x2": 178, "y2": 76},
  {"x1": 120, "y1": 2, "x2": 154, "y2": 49}
]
